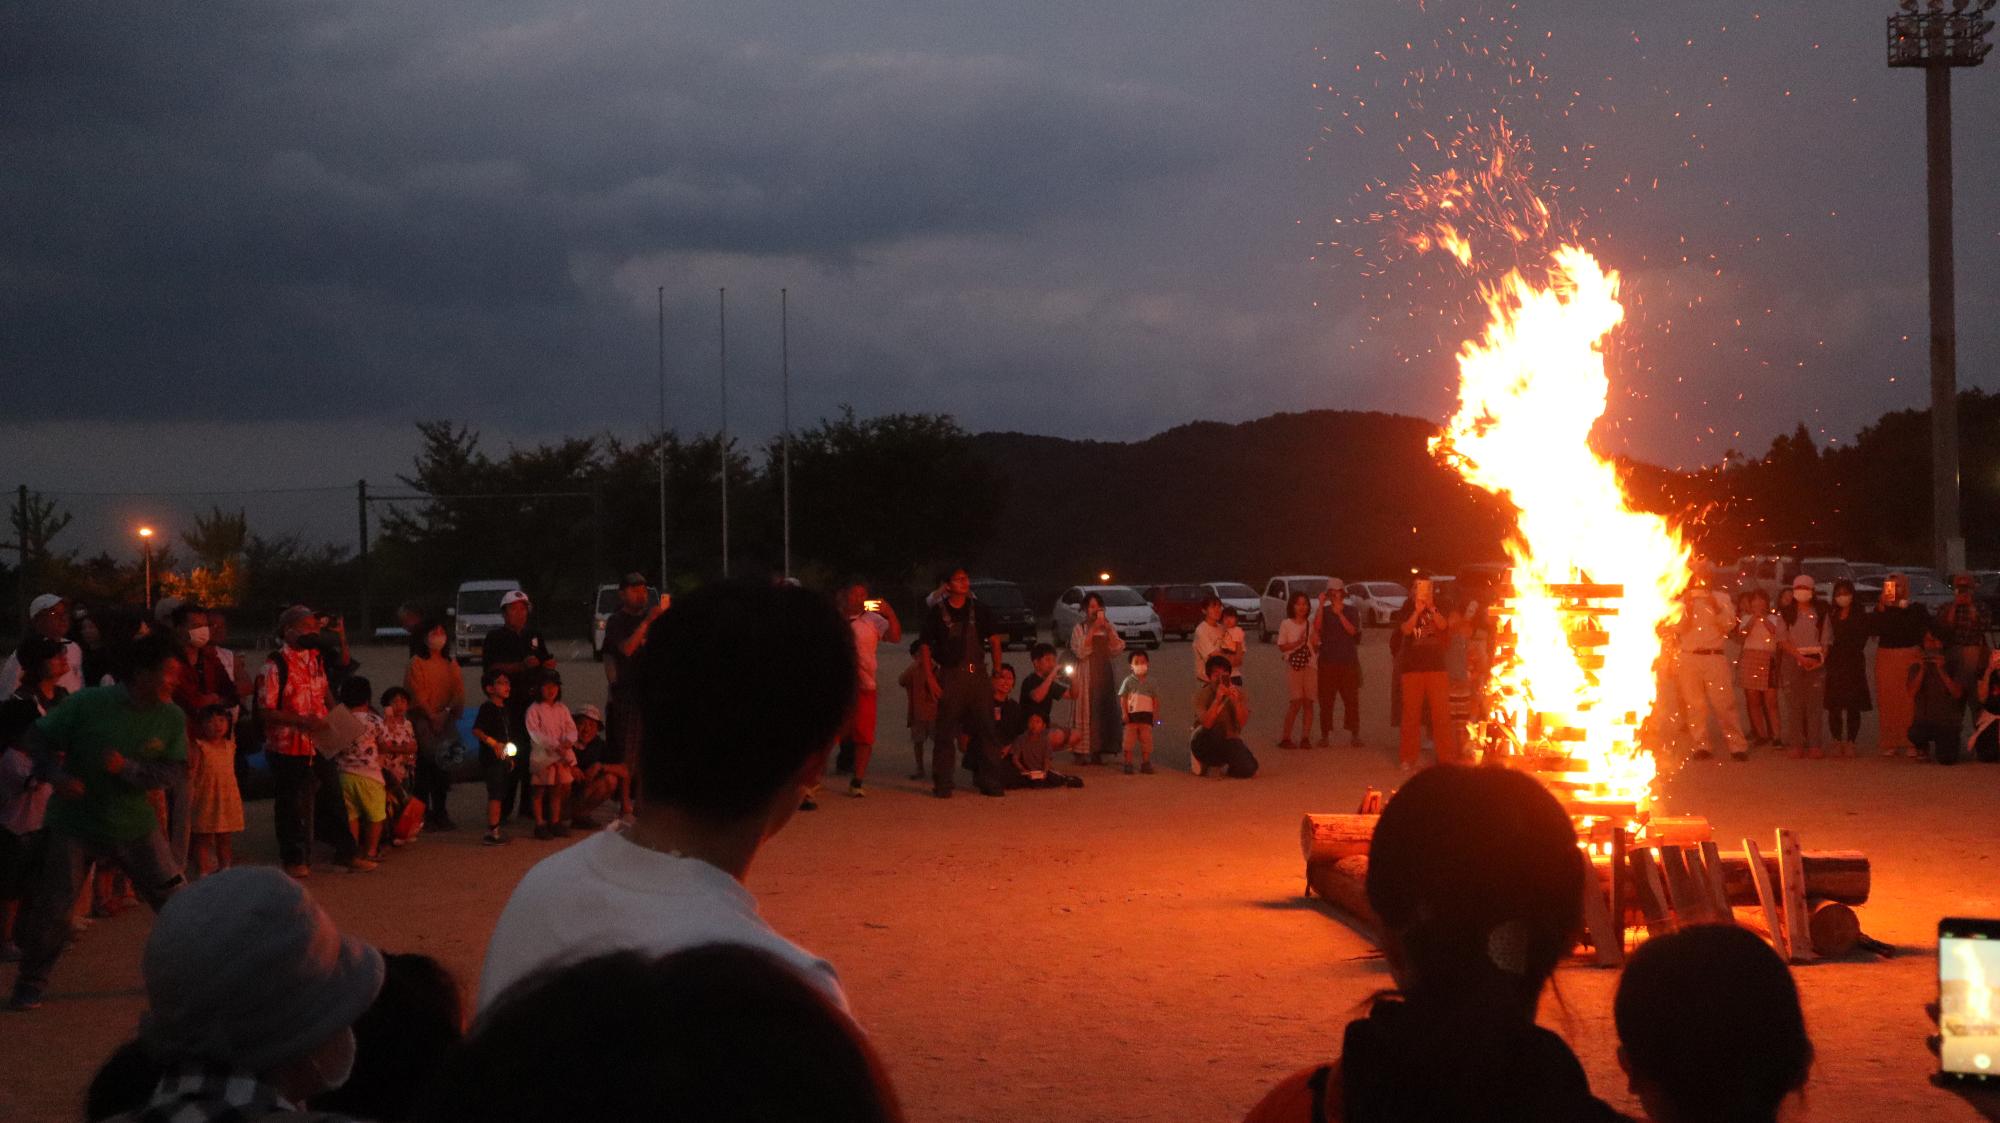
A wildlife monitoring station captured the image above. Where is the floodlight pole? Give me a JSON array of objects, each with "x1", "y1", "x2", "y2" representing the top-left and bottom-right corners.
[
  {"x1": 1889, "y1": 3, "x2": 1993, "y2": 574},
  {"x1": 718, "y1": 287, "x2": 730, "y2": 580},
  {"x1": 781, "y1": 288, "x2": 791, "y2": 582},
  {"x1": 658, "y1": 286, "x2": 669, "y2": 589}
]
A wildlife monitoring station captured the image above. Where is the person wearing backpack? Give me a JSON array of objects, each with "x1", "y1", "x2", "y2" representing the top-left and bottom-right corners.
[{"x1": 257, "y1": 607, "x2": 363, "y2": 878}]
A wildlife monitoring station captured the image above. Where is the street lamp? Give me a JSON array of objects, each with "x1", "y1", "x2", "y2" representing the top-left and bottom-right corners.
[
  {"x1": 1888, "y1": 0, "x2": 1995, "y2": 573},
  {"x1": 136, "y1": 526, "x2": 156, "y2": 613}
]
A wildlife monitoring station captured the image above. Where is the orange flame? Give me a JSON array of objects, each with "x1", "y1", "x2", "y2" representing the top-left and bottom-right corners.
[
  {"x1": 1961, "y1": 941, "x2": 1996, "y2": 1026},
  {"x1": 1431, "y1": 247, "x2": 1689, "y2": 816}
]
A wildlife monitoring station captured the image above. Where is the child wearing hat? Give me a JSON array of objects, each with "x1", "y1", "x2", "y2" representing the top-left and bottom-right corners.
[{"x1": 525, "y1": 672, "x2": 580, "y2": 840}]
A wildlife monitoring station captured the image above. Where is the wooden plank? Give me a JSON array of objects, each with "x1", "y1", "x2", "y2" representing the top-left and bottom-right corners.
[
  {"x1": 1657, "y1": 845, "x2": 1706, "y2": 922},
  {"x1": 1578, "y1": 859, "x2": 1624, "y2": 966},
  {"x1": 1697, "y1": 841, "x2": 1734, "y2": 919},
  {"x1": 1741, "y1": 838, "x2": 1787, "y2": 958},
  {"x1": 1627, "y1": 848, "x2": 1675, "y2": 936},
  {"x1": 1777, "y1": 829, "x2": 1816, "y2": 963}
]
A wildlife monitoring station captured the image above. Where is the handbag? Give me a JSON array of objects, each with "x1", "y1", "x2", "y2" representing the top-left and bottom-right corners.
[{"x1": 1286, "y1": 625, "x2": 1313, "y2": 670}]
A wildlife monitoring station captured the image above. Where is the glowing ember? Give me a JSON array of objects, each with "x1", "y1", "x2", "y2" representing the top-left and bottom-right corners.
[{"x1": 1430, "y1": 245, "x2": 1689, "y2": 822}]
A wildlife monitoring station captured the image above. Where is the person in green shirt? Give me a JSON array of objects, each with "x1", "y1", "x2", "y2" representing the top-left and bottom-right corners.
[{"x1": 11, "y1": 632, "x2": 189, "y2": 1011}]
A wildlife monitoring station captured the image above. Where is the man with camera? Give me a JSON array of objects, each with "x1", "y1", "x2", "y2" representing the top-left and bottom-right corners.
[
  {"x1": 1190, "y1": 655, "x2": 1258, "y2": 778},
  {"x1": 484, "y1": 590, "x2": 556, "y2": 820},
  {"x1": 603, "y1": 574, "x2": 670, "y2": 810},
  {"x1": 1392, "y1": 579, "x2": 1454, "y2": 772},
  {"x1": 1312, "y1": 580, "x2": 1363, "y2": 748},
  {"x1": 915, "y1": 567, "x2": 1008, "y2": 798}
]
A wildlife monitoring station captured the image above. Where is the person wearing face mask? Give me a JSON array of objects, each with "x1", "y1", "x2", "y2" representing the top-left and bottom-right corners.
[
  {"x1": 1774, "y1": 575, "x2": 1828, "y2": 760},
  {"x1": 97, "y1": 866, "x2": 384, "y2": 1123},
  {"x1": 404, "y1": 619, "x2": 465, "y2": 832},
  {"x1": 1820, "y1": 579, "x2": 1872, "y2": 758},
  {"x1": 258, "y1": 606, "x2": 365, "y2": 878},
  {"x1": 167, "y1": 604, "x2": 236, "y2": 862}
]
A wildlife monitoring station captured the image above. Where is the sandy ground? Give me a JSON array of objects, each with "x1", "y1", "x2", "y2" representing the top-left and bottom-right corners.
[{"x1": 3, "y1": 632, "x2": 1997, "y2": 1122}]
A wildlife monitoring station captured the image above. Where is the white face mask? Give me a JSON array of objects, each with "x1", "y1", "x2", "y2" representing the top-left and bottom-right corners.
[
  {"x1": 1793, "y1": 589, "x2": 1813, "y2": 604},
  {"x1": 428, "y1": 633, "x2": 448, "y2": 652},
  {"x1": 185, "y1": 626, "x2": 210, "y2": 648},
  {"x1": 1834, "y1": 594, "x2": 1853, "y2": 607}
]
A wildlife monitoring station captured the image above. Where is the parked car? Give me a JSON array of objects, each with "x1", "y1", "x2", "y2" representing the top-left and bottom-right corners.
[
  {"x1": 1848, "y1": 561, "x2": 1887, "y2": 601},
  {"x1": 450, "y1": 579, "x2": 523, "y2": 660},
  {"x1": 1142, "y1": 583, "x2": 1208, "y2": 640},
  {"x1": 1727, "y1": 554, "x2": 1855, "y2": 600},
  {"x1": 970, "y1": 578, "x2": 1038, "y2": 649},
  {"x1": 1258, "y1": 576, "x2": 1332, "y2": 642},
  {"x1": 590, "y1": 582, "x2": 658, "y2": 660},
  {"x1": 1050, "y1": 585, "x2": 1163, "y2": 649},
  {"x1": 1893, "y1": 568, "x2": 1958, "y2": 612},
  {"x1": 1342, "y1": 581, "x2": 1410, "y2": 627},
  {"x1": 1201, "y1": 582, "x2": 1263, "y2": 634}
]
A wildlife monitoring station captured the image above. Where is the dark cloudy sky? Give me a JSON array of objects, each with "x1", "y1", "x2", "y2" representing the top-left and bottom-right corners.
[{"x1": 3, "y1": 1, "x2": 1997, "y2": 551}]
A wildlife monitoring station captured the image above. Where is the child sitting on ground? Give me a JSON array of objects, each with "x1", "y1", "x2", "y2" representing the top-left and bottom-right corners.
[
  {"x1": 377, "y1": 687, "x2": 420, "y2": 845},
  {"x1": 1615, "y1": 923, "x2": 1812, "y2": 1123},
  {"x1": 1117, "y1": 650, "x2": 1159, "y2": 775},
  {"x1": 525, "y1": 672, "x2": 581, "y2": 839},
  {"x1": 567, "y1": 704, "x2": 627, "y2": 828},
  {"x1": 185, "y1": 704, "x2": 244, "y2": 877},
  {"x1": 1909, "y1": 630, "x2": 1968, "y2": 763},
  {"x1": 471, "y1": 669, "x2": 521, "y2": 847},
  {"x1": 1002, "y1": 712, "x2": 1082, "y2": 789},
  {"x1": 898, "y1": 640, "x2": 941, "y2": 783},
  {"x1": 334, "y1": 676, "x2": 390, "y2": 864}
]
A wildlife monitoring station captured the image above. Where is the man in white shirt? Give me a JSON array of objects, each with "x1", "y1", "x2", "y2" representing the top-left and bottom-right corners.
[
  {"x1": 0, "y1": 595, "x2": 85, "y2": 697},
  {"x1": 479, "y1": 580, "x2": 859, "y2": 1012}
]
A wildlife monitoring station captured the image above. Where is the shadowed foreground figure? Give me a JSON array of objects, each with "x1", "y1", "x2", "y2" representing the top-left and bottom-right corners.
[
  {"x1": 418, "y1": 944, "x2": 903, "y2": 1123},
  {"x1": 1244, "y1": 765, "x2": 1626, "y2": 1123}
]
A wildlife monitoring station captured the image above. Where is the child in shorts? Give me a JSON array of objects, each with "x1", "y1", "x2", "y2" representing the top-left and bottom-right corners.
[
  {"x1": 186, "y1": 703, "x2": 244, "y2": 878},
  {"x1": 1118, "y1": 651, "x2": 1159, "y2": 775},
  {"x1": 334, "y1": 676, "x2": 389, "y2": 863},
  {"x1": 1003, "y1": 713, "x2": 1084, "y2": 789},
  {"x1": 377, "y1": 687, "x2": 419, "y2": 844},
  {"x1": 525, "y1": 672, "x2": 581, "y2": 839},
  {"x1": 472, "y1": 669, "x2": 521, "y2": 846}
]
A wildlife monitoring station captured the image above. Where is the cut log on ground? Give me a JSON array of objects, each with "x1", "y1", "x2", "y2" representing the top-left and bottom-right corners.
[
  {"x1": 1732, "y1": 899, "x2": 1862, "y2": 958},
  {"x1": 1304, "y1": 854, "x2": 1381, "y2": 943},
  {"x1": 1586, "y1": 849, "x2": 1871, "y2": 910},
  {"x1": 1300, "y1": 814, "x2": 1380, "y2": 865}
]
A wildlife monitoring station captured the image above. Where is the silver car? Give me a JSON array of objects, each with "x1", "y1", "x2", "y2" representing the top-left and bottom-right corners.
[{"x1": 1050, "y1": 585, "x2": 1163, "y2": 649}]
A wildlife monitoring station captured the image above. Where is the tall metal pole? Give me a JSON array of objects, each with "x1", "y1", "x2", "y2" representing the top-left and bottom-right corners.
[
  {"x1": 657, "y1": 286, "x2": 668, "y2": 587},
  {"x1": 143, "y1": 542, "x2": 152, "y2": 614},
  {"x1": 781, "y1": 288, "x2": 791, "y2": 581},
  {"x1": 357, "y1": 478, "x2": 371, "y2": 634},
  {"x1": 719, "y1": 287, "x2": 730, "y2": 579},
  {"x1": 16, "y1": 484, "x2": 29, "y2": 627},
  {"x1": 1925, "y1": 64, "x2": 1965, "y2": 574}
]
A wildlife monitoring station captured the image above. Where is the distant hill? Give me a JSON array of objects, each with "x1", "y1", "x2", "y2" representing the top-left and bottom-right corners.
[{"x1": 969, "y1": 410, "x2": 1515, "y2": 603}]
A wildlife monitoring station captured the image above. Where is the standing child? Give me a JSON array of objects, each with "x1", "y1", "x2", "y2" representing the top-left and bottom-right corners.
[
  {"x1": 334, "y1": 676, "x2": 389, "y2": 864},
  {"x1": 185, "y1": 704, "x2": 244, "y2": 878},
  {"x1": 472, "y1": 670, "x2": 520, "y2": 846},
  {"x1": 1737, "y1": 590, "x2": 1781, "y2": 748},
  {"x1": 1117, "y1": 651, "x2": 1158, "y2": 775},
  {"x1": 525, "y1": 672, "x2": 580, "y2": 839},
  {"x1": 377, "y1": 687, "x2": 420, "y2": 845},
  {"x1": 898, "y1": 640, "x2": 941, "y2": 783}
]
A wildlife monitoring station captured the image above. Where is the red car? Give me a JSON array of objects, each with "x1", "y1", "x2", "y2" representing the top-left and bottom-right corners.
[{"x1": 1141, "y1": 583, "x2": 1209, "y2": 640}]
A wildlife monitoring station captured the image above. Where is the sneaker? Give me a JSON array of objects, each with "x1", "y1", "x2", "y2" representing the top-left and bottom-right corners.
[
  {"x1": 1123, "y1": 763, "x2": 1136, "y2": 775},
  {"x1": 1140, "y1": 761, "x2": 1155, "y2": 774},
  {"x1": 283, "y1": 864, "x2": 311, "y2": 880},
  {"x1": 533, "y1": 824, "x2": 554, "y2": 839},
  {"x1": 907, "y1": 769, "x2": 927, "y2": 782},
  {"x1": 799, "y1": 797, "x2": 819, "y2": 812},
  {"x1": 977, "y1": 786, "x2": 1005, "y2": 798},
  {"x1": 933, "y1": 789, "x2": 952, "y2": 800},
  {"x1": 1277, "y1": 739, "x2": 1296, "y2": 749},
  {"x1": 848, "y1": 781, "x2": 867, "y2": 798},
  {"x1": 9, "y1": 984, "x2": 43, "y2": 1011},
  {"x1": 341, "y1": 857, "x2": 379, "y2": 873},
  {"x1": 482, "y1": 830, "x2": 509, "y2": 846},
  {"x1": 1064, "y1": 775, "x2": 1085, "y2": 788}
]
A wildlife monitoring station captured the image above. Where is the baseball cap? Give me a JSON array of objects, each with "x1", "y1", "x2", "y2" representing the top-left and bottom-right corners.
[
  {"x1": 500, "y1": 589, "x2": 531, "y2": 608},
  {"x1": 1790, "y1": 575, "x2": 1814, "y2": 590},
  {"x1": 1326, "y1": 578, "x2": 1346, "y2": 593},
  {"x1": 619, "y1": 572, "x2": 649, "y2": 588},
  {"x1": 28, "y1": 593, "x2": 65, "y2": 619},
  {"x1": 573, "y1": 704, "x2": 604, "y2": 724}
]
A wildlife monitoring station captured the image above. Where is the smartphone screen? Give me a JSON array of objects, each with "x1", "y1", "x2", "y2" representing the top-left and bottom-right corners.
[{"x1": 1940, "y1": 918, "x2": 2000, "y2": 1082}]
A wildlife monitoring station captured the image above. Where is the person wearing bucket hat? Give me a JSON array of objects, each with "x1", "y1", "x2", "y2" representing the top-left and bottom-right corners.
[
  {"x1": 1935, "y1": 571, "x2": 1993, "y2": 702},
  {"x1": 1774, "y1": 575, "x2": 1828, "y2": 759},
  {"x1": 482, "y1": 590, "x2": 554, "y2": 823},
  {"x1": 0, "y1": 593, "x2": 85, "y2": 698},
  {"x1": 100, "y1": 866, "x2": 384, "y2": 1122}
]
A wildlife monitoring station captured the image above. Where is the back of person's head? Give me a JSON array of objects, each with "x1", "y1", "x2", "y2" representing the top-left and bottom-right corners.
[
  {"x1": 337, "y1": 675, "x2": 373, "y2": 710},
  {"x1": 317, "y1": 953, "x2": 466, "y2": 1123},
  {"x1": 1366, "y1": 764, "x2": 1582, "y2": 1016},
  {"x1": 1615, "y1": 924, "x2": 1811, "y2": 1123},
  {"x1": 639, "y1": 580, "x2": 855, "y2": 822},
  {"x1": 14, "y1": 635, "x2": 65, "y2": 686},
  {"x1": 125, "y1": 632, "x2": 176, "y2": 681},
  {"x1": 414, "y1": 945, "x2": 903, "y2": 1123}
]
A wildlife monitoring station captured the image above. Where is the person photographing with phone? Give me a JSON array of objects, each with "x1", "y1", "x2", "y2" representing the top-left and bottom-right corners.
[
  {"x1": 603, "y1": 574, "x2": 670, "y2": 809},
  {"x1": 1391, "y1": 579, "x2": 1454, "y2": 773},
  {"x1": 1312, "y1": 581, "x2": 1363, "y2": 748},
  {"x1": 834, "y1": 582, "x2": 900, "y2": 798},
  {"x1": 1775, "y1": 575, "x2": 1829, "y2": 759},
  {"x1": 1190, "y1": 656, "x2": 1257, "y2": 778},
  {"x1": 1872, "y1": 573, "x2": 1930, "y2": 756}
]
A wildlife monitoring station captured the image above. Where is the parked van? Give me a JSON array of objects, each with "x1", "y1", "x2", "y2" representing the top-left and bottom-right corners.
[{"x1": 451, "y1": 579, "x2": 522, "y2": 661}]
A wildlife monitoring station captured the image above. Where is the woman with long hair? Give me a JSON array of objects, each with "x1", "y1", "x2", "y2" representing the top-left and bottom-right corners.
[
  {"x1": 1068, "y1": 592, "x2": 1126, "y2": 765},
  {"x1": 1276, "y1": 593, "x2": 1317, "y2": 748},
  {"x1": 1243, "y1": 765, "x2": 1624, "y2": 1123},
  {"x1": 403, "y1": 619, "x2": 464, "y2": 831},
  {"x1": 1821, "y1": 578, "x2": 1872, "y2": 758}
]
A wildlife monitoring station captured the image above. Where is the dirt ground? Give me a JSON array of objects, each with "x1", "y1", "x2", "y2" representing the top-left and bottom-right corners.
[{"x1": 3, "y1": 631, "x2": 1997, "y2": 1122}]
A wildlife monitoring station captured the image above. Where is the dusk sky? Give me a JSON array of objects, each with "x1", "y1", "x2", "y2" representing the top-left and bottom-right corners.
[{"x1": 3, "y1": 0, "x2": 1997, "y2": 551}]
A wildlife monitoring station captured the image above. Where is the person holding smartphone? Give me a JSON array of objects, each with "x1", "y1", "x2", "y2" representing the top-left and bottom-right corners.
[
  {"x1": 601, "y1": 575, "x2": 667, "y2": 815},
  {"x1": 1775, "y1": 575, "x2": 1829, "y2": 760},
  {"x1": 1311, "y1": 581, "x2": 1363, "y2": 749},
  {"x1": 1391, "y1": 579, "x2": 1454, "y2": 773},
  {"x1": 1872, "y1": 573, "x2": 1930, "y2": 756}
]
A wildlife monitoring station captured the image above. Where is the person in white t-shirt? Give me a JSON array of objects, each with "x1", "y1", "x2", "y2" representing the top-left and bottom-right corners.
[
  {"x1": 837, "y1": 582, "x2": 900, "y2": 799},
  {"x1": 0, "y1": 595, "x2": 85, "y2": 698},
  {"x1": 478, "y1": 580, "x2": 860, "y2": 1013},
  {"x1": 1191, "y1": 597, "x2": 1227, "y2": 683}
]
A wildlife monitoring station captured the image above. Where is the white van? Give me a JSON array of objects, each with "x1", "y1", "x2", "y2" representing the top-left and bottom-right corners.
[{"x1": 451, "y1": 579, "x2": 523, "y2": 661}]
